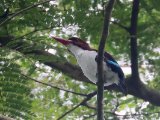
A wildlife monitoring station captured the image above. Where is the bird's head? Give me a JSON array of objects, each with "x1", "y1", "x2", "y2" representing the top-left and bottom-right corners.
[{"x1": 52, "y1": 36, "x2": 91, "y2": 50}]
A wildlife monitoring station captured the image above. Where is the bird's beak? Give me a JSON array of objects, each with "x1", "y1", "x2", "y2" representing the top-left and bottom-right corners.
[{"x1": 52, "y1": 36, "x2": 72, "y2": 45}]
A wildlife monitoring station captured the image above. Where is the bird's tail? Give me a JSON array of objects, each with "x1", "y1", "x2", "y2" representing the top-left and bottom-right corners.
[{"x1": 118, "y1": 80, "x2": 127, "y2": 95}]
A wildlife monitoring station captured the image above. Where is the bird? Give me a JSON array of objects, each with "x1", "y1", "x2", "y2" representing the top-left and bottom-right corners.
[{"x1": 52, "y1": 36, "x2": 127, "y2": 95}]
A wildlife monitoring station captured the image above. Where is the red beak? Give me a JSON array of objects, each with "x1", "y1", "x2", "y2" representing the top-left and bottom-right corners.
[{"x1": 52, "y1": 36, "x2": 72, "y2": 45}]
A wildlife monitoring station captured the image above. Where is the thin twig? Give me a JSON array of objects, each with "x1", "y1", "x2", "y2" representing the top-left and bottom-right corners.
[
  {"x1": 57, "y1": 91, "x2": 97, "y2": 120},
  {"x1": 13, "y1": 29, "x2": 38, "y2": 41},
  {"x1": 21, "y1": 73, "x2": 87, "y2": 97},
  {"x1": 97, "y1": 0, "x2": 116, "y2": 120},
  {"x1": 57, "y1": 102, "x2": 81, "y2": 120},
  {"x1": 0, "y1": 0, "x2": 54, "y2": 27},
  {"x1": 82, "y1": 102, "x2": 96, "y2": 110},
  {"x1": 110, "y1": 20, "x2": 130, "y2": 32},
  {"x1": 83, "y1": 113, "x2": 97, "y2": 120},
  {"x1": 13, "y1": 26, "x2": 56, "y2": 41}
]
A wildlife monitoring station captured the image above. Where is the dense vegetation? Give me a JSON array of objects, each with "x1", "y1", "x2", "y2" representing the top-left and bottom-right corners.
[{"x1": 0, "y1": 0, "x2": 160, "y2": 119}]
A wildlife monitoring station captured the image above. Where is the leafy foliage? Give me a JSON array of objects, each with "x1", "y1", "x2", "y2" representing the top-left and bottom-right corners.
[
  {"x1": 0, "y1": 48, "x2": 33, "y2": 119},
  {"x1": 0, "y1": 0, "x2": 160, "y2": 119}
]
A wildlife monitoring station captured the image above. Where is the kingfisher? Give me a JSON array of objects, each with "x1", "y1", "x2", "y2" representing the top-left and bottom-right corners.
[{"x1": 52, "y1": 36, "x2": 127, "y2": 95}]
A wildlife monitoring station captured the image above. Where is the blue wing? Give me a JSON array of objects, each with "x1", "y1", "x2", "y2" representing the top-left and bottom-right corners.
[
  {"x1": 106, "y1": 60, "x2": 124, "y2": 78},
  {"x1": 93, "y1": 51, "x2": 127, "y2": 95},
  {"x1": 104, "y1": 53, "x2": 127, "y2": 95}
]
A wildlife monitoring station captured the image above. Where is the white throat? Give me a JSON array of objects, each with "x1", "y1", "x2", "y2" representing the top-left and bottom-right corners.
[{"x1": 67, "y1": 44, "x2": 84, "y2": 57}]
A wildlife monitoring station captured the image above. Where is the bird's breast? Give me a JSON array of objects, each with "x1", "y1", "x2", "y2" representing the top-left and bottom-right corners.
[
  {"x1": 76, "y1": 50, "x2": 98, "y2": 83},
  {"x1": 73, "y1": 50, "x2": 119, "y2": 85}
]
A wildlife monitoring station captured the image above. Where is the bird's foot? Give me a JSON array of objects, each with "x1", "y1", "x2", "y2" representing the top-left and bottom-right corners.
[{"x1": 95, "y1": 55, "x2": 107, "y2": 62}]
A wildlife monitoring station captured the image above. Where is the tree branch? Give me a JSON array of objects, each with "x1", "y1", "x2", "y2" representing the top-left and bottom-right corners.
[
  {"x1": 83, "y1": 113, "x2": 97, "y2": 119},
  {"x1": 0, "y1": 0, "x2": 53, "y2": 27},
  {"x1": 129, "y1": 0, "x2": 140, "y2": 82},
  {"x1": 13, "y1": 26, "x2": 57, "y2": 41},
  {"x1": 21, "y1": 73, "x2": 87, "y2": 97},
  {"x1": 97, "y1": 0, "x2": 116, "y2": 119},
  {"x1": 111, "y1": 20, "x2": 130, "y2": 32},
  {"x1": 57, "y1": 91, "x2": 97, "y2": 120},
  {"x1": 1, "y1": 36, "x2": 160, "y2": 106}
]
